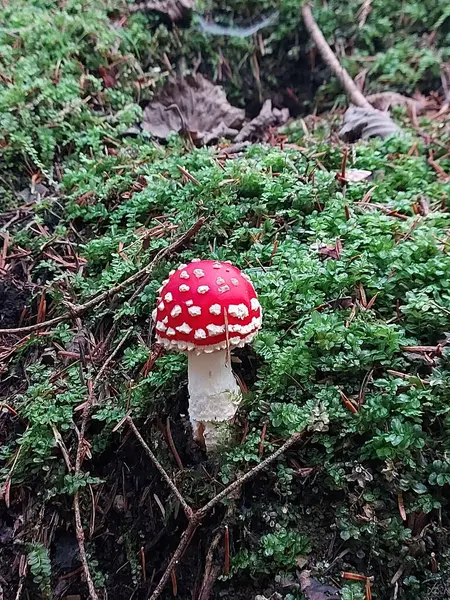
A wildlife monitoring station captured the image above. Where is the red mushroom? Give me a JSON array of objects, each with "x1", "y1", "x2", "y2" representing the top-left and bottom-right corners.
[{"x1": 152, "y1": 259, "x2": 262, "y2": 451}]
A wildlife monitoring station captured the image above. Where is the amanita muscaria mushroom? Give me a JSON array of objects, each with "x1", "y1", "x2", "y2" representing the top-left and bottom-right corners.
[{"x1": 152, "y1": 259, "x2": 262, "y2": 451}]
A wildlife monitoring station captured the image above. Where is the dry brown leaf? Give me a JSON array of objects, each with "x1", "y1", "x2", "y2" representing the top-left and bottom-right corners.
[
  {"x1": 234, "y1": 99, "x2": 289, "y2": 142},
  {"x1": 130, "y1": 0, "x2": 194, "y2": 21},
  {"x1": 317, "y1": 238, "x2": 342, "y2": 260},
  {"x1": 344, "y1": 169, "x2": 372, "y2": 183},
  {"x1": 339, "y1": 106, "x2": 401, "y2": 142},
  {"x1": 299, "y1": 570, "x2": 341, "y2": 600},
  {"x1": 142, "y1": 74, "x2": 245, "y2": 145},
  {"x1": 366, "y1": 91, "x2": 426, "y2": 113}
]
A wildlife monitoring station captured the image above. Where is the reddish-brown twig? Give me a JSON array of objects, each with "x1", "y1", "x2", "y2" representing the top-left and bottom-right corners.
[
  {"x1": 0, "y1": 218, "x2": 205, "y2": 336},
  {"x1": 166, "y1": 417, "x2": 184, "y2": 470}
]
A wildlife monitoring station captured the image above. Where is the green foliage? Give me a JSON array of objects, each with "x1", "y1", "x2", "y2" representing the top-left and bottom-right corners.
[
  {"x1": 261, "y1": 529, "x2": 312, "y2": 567},
  {"x1": 0, "y1": 0, "x2": 148, "y2": 179},
  {"x1": 232, "y1": 529, "x2": 311, "y2": 575},
  {"x1": 27, "y1": 543, "x2": 52, "y2": 598}
]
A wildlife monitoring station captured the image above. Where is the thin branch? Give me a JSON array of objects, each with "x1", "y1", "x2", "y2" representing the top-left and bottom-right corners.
[
  {"x1": 0, "y1": 218, "x2": 205, "y2": 336},
  {"x1": 140, "y1": 427, "x2": 304, "y2": 600},
  {"x1": 198, "y1": 532, "x2": 222, "y2": 600},
  {"x1": 149, "y1": 521, "x2": 200, "y2": 600},
  {"x1": 126, "y1": 417, "x2": 193, "y2": 518},
  {"x1": 197, "y1": 430, "x2": 303, "y2": 518},
  {"x1": 73, "y1": 328, "x2": 132, "y2": 600},
  {"x1": 166, "y1": 416, "x2": 184, "y2": 470},
  {"x1": 301, "y1": 4, "x2": 372, "y2": 109},
  {"x1": 73, "y1": 494, "x2": 99, "y2": 600}
]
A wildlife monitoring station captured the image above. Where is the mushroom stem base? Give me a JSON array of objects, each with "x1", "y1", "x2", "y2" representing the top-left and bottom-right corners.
[{"x1": 187, "y1": 350, "x2": 241, "y2": 452}]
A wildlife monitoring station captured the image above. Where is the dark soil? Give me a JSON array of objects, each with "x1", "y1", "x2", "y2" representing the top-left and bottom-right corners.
[{"x1": 0, "y1": 279, "x2": 29, "y2": 330}]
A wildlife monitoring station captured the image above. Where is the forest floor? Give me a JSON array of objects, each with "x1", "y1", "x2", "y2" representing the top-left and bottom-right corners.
[{"x1": 1, "y1": 1, "x2": 450, "y2": 600}]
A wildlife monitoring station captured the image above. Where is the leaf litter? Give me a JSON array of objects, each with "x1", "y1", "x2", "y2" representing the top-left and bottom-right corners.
[{"x1": 142, "y1": 75, "x2": 289, "y2": 144}]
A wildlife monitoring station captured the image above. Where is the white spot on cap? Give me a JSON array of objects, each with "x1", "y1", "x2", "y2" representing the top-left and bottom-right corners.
[
  {"x1": 193, "y1": 268, "x2": 205, "y2": 278},
  {"x1": 218, "y1": 285, "x2": 230, "y2": 294},
  {"x1": 156, "y1": 321, "x2": 167, "y2": 332},
  {"x1": 216, "y1": 277, "x2": 225, "y2": 285},
  {"x1": 169, "y1": 270, "x2": 175, "y2": 276},
  {"x1": 230, "y1": 336, "x2": 242, "y2": 344},
  {"x1": 158, "y1": 302, "x2": 165, "y2": 311},
  {"x1": 194, "y1": 329, "x2": 206, "y2": 339},
  {"x1": 207, "y1": 324, "x2": 225, "y2": 336},
  {"x1": 176, "y1": 322, "x2": 192, "y2": 334},
  {"x1": 242, "y1": 273, "x2": 251, "y2": 282},
  {"x1": 162, "y1": 316, "x2": 168, "y2": 324},
  {"x1": 224, "y1": 260, "x2": 232, "y2": 264},
  {"x1": 171, "y1": 305, "x2": 182, "y2": 317},
  {"x1": 178, "y1": 264, "x2": 187, "y2": 270},
  {"x1": 251, "y1": 297, "x2": 260, "y2": 311},
  {"x1": 209, "y1": 304, "x2": 221, "y2": 316},
  {"x1": 228, "y1": 304, "x2": 249, "y2": 319},
  {"x1": 188, "y1": 306, "x2": 201, "y2": 316},
  {"x1": 198, "y1": 285, "x2": 209, "y2": 294},
  {"x1": 164, "y1": 292, "x2": 173, "y2": 302},
  {"x1": 231, "y1": 278, "x2": 239, "y2": 286},
  {"x1": 212, "y1": 262, "x2": 222, "y2": 269},
  {"x1": 151, "y1": 309, "x2": 157, "y2": 320},
  {"x1": 180, "y1": 270, "x2": 190, "y2": 279},
  {"x1": 179, "y1": 284, "x2": 190, "y2": 292},
  {"x1": 186, "y1": 300, "x2": 193, "y2": 306},
  {"x1": 191, "y1": 258, "x2": 201, "y2": 262},
  {"x1": 167, "y1": 328, "x2": 175, "y2": 336}
]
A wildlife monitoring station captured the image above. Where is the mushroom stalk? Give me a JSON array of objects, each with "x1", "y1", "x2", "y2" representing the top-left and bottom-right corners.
[{"x1": 188, "y1": 349, "x2": 241, "y2": 451}]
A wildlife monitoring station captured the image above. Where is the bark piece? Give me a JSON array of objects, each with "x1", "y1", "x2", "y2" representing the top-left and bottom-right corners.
[{"x1": 366, "y1": 91, "x2": 426, "y2": 113}]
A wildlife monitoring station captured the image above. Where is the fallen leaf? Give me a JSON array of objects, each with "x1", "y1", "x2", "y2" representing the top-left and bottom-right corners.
[
  {"x1": 366, "y1": 92, "x2": 426, "y2": 113},
  {"x1": 344, "y1": 169, "x2": 372, "y2": 183},
  {"x1": 19, "y1": 182, "x2": 49, "y2": 202},
  {"x1": 130, "y1": 0, "x2": 194, "y2": 21},
  {"x1": 299, "y1": 570, "x2": 341, "y2": 599},
  {"x1": 142, "y1": 74, "x2": 244, "y2": 144},
  {"x1": 339, "y1": 106, "x2": 401, "y2": 142},
  {"x1": 234, "y1": 99, "x2": 289, "y2": 142},
  {"x1": 317, "y1": 239, "x2": 342, "y2": 260}
]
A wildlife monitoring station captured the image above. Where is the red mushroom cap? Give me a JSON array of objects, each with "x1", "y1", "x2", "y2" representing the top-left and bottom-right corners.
[{"x1": 153, "y1": 259, "x2": 262, "y2": 353}]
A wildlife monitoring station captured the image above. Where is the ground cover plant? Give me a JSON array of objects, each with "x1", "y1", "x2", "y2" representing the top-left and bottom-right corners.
[{"x1": 1, "y1": 1, "x2": 450, "y2": 600}]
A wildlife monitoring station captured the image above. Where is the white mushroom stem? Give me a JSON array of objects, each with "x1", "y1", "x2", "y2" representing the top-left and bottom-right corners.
[{"x1": 187, "y1": 349, "x2": 241, "y2": 452}]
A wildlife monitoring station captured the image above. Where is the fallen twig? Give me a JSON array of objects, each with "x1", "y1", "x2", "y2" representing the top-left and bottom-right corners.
[
  {"x1": 198, "y1": 532, "x2": 222, "y2": 600},
  {"x1": 0, "y1": 218, "x2": 205, "y2": 336},
  {"x1": 122, "y1": 416, "x2": 304, "y2": 600},
  {"x1": 73, "y1": 328, "x2": 132, "y2": 600},
  {"x1": 301, "y1": 4, "x2": 371, "y2": 109},
  {"x1": 126, "y1": 417, "x2": 192, "y2": 518}
]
